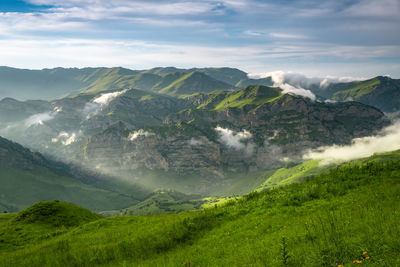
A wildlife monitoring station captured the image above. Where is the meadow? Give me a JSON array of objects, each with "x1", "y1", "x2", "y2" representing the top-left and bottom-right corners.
[{"x1": 0, "y1": 151, "x2": 399, "y2": 266}]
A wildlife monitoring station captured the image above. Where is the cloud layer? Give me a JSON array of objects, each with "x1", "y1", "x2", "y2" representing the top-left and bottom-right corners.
[{"x1": 303, "y1": 120, "x2": 400, "y2": 164}]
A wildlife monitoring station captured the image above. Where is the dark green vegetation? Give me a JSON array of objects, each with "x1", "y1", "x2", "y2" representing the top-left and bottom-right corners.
[
  {"x1": 0, "y1": 136, "x2": 149, "y2": 212},
  {"x1": 0, "y1": 150, "x2": 399, "y2": 266},
  {"x1": 311, "y1": 76, "x2": 400, "y2": 112}
]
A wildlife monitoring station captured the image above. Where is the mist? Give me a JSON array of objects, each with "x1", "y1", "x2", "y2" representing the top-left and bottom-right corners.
[
  {"x1": 128, "y1": 129, "x2": 154, "y2": 141},
  {"x1": 24, "y1": 111, "x2": 55, "y2": 127},
  {"x1": 84, "y1": 89, "x2": 127, "y2": 119},
  {"x1": 303, "y1": 120, "x2": 400, "y2": 164},
  {"x1": 51, "y1": 131, "x2": 81, "y2": 146},
  {"x1": 261, "y1": 71, "x2": 317, "y2": 100},
  {"x1": 215, "y1": 126, "x2": 255, "y2": 155},
  {"x1": 250, "y1": 71, "x2": 362, "y2": 88}
]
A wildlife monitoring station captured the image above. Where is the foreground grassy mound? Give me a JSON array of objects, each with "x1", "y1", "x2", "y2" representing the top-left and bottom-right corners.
[
  {"x1": 14, "y1": 201, "x2": 101, "y2": 227},
  {"x1": 0, "y1": 151, "x2": 399, "y2": 266}
]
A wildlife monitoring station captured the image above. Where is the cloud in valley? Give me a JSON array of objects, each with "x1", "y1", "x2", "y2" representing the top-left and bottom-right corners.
[
  {"x1": 128, "y1": 129, "x2": 154, "y2": 141},
  {"x1": 303, "y1": 120, "x2": 400, "y2": 164},
  {"x1": 84, "y1": 89, "x2": 127, "y2": 119},
  {"x1": 215, "y1": 126, "x2": 255, "y2": 155},
  {"x1": 51, "y1": 131, "x2": 81, "y2": 145},
  {"x1": 24, "y1": 111, "x2": 56, "y2": 127}
]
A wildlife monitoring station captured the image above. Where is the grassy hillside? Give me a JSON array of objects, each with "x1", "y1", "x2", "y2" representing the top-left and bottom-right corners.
[
  {"x1": 313, "y1": 76, "x2": 400, "y2": 112},
  {"x1": 159, "y1": 71, "x2": 233, "y2": 96},
  {"x1": 0, "y1": 150, "x2": 399, "y2": 266},
  {"x1": 257, "y1": 160, "x2": 333, "y2": 191}
]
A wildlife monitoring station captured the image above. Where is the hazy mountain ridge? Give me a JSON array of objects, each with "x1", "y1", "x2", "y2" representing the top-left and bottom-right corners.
[
  {"x1": 0, "y1": 66, "x2": 246, "y2": 100},
  {"x1": 0, "y1": 135, "x2": 148, "y2": 212}
]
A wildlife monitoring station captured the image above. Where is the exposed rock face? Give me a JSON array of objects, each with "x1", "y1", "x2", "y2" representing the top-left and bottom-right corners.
[
  {"x1": 83, "y1": 91, "x2": 388, "y2": 178},
  {"x1": 0, "y1": 84, "x2": 389, "y2": 179}
]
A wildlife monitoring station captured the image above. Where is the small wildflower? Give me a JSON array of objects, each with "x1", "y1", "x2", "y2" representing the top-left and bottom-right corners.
[
  {"x1": 353, "y1": 260, "x2": 363, "y2": 264},
  {"x1": 363, "y1": 251, "x2": 368, "y2": 255},
  {"x1": 366, "y1": 256, "x2": 370, "y2": 260}
]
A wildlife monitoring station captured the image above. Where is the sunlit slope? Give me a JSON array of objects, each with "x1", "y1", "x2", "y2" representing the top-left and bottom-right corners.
[
  {"x1": 1, "y1": 150, "x2": 399, "y2": 266},
  {"x1": 313, "y1": 76, "x2": 400, "y2": 112}
]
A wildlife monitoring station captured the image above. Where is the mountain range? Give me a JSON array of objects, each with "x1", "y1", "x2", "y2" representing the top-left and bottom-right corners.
[{"x1": 0, "y1": 66, "x2": 399, "y2": 204}]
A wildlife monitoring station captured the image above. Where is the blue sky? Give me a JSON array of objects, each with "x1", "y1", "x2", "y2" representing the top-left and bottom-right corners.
[{"x1": 0, "y1": 0, "x2": 399, "y2": 78}]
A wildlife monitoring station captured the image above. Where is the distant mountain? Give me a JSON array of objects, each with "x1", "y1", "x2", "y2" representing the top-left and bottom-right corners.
[
  {"x1": 0, "y1": 136, "x2": 148, "y2": 212},
  {"x1": 311, "y1": 76, "x2": 400, "y2": 112},
  {"x1": 0, "y1": 66, "x2": 103, "y2": 100},
  {"x1": 144, "y1": 67, "x2": 248, "y2": 85},
  {"x1": 0, "y1": 66, "x2": 276, "y2": 100},
  {"x1": 158, "y1": 71, "x2": 233, "y2": 95},
  {"x1": 235, "y1": 77, "x2": 273, "y2": 88}
]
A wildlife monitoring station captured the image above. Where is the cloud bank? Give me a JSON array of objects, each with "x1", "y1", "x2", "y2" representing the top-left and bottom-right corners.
[
  {"x1": 303, "y1": 120, "x2": 400, "y2": 164},
  {"x1": 250, "y1": 71, "x2": 363, "y2": 88}
]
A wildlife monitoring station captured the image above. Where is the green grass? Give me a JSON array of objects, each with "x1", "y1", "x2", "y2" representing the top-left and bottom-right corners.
[
  {"x1": 0, "y1": 150, "x2": 399, "y2": 266},
  {"x1": 0, "y1": 164, "x2": 140, "y2": 212},
  {"x1": 333, "y1": 77, "x2": 381, "y2": 100},
  {"x1": 257, "y1": 160, "x2": 333, "y2": 190},
  {"x1": 213, "y1": 85, "x2": 282, "y2": 111}
]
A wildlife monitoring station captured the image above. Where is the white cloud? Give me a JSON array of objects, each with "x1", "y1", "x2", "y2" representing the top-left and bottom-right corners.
[
  {"x1": 215, "y1": 126, "x2": 254, "y2": 154},
  {"x1": 270, "y1": 33, "x2": 308, "y2": 39},
  {"x1": 342, "y1": 0, "x2": 400, "y2": 18},
  {"x1": 263, "y1": 71, "x2": 316, "y2": 100},
  {"x1": 24, "y1": 112, "x2": 55, "y2": 127},
  {"x1": 303, "y1": 120, "x2": 400, "y2": 164},
  {"x1": 250, "y1": 70, "x2": 364, "y2": 94},
  {"x1": 128, "y1": 129, "x2": 154, "y2": 141},
  {"x1": 0, "y1": 39, "x2": 398, "y2": 78},
  {"x1": 93, "y1": 89, "x2": 127, "y2": 105},
  {"x1": 51, "y1": 131, "x2": 80, "y2": 145},
  {"x1": 84, "y1": 89, "x2": 127, "y2": 119}
]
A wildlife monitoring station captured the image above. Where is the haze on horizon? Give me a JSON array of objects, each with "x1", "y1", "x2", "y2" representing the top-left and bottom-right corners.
[{"x1": 0, "y1": 0, "x2": 399, "y2": 78}]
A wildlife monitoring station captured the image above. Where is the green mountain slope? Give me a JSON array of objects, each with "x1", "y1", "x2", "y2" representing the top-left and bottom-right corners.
[
  {"x1": 145, "y1": 67, "x2": 248, "y2": 85},
  {"x1": 313, "y1": 76, "x2": 400, "y2": 112},
  {"x1": 159, "y1": 71, "x2": 233, "y2": 95},
  {"x1": 0, "y1": 136, "x2": 148, "y2": 212},
  {"x1": 0, "y1": 150, "x2": 399, "y2": 266}
]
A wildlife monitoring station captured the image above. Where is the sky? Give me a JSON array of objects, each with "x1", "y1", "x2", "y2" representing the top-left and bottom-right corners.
[{"x1": 0, "y1": 0, "x2": 399, "y2": 78}]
